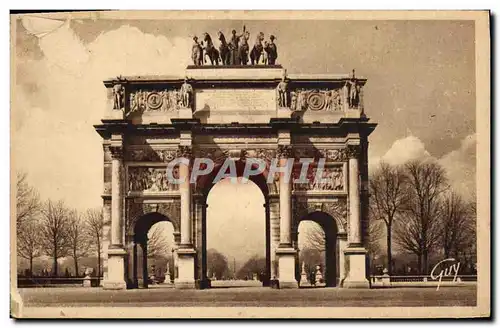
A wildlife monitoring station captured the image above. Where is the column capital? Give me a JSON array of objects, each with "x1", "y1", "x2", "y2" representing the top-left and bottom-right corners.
[
  {"x1": 277, "y1": 144, "x2": 294, "y2": 159},
  {"x1": 177, "y1": 145, "x2": 193, "y2": 159},
  {"x1": 109, "y1": 145, "x2": 123, "y2": 159},
  {"x1": 346, "y1": 144, "x2": 361, "y2": 159}
]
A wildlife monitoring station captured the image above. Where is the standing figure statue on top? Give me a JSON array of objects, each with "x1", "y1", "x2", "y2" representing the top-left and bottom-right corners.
[
  {"x1": 239, "y1": 29, "x2": 251, "y2": 65},
  {"x1": 265, "y1": 35, "x2": 278, "y2": 65},
  {"x1": 228, "y1": 25, "x2": 246, "y2": 65},
  {"x1": 191, "y1": 36, "x2": 203, "y2": 66},
  {"x1": 250, "y1": 32, "x2": 265, "y2": 65}
]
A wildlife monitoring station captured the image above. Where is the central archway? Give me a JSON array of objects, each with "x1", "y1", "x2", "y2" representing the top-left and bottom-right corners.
[{"x1": 198, "y1": 159, "x2": 271, "y2": 288}]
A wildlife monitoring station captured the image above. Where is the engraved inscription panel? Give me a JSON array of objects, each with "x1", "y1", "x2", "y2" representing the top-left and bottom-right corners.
[{"x1": 195, "y1": 89, "x2": 276, "y2": 112}]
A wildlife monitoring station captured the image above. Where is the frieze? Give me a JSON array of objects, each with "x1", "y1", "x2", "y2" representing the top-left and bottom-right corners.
[
  {"x1": 125, "y1": 148, "x2": 178, "y2": 162},
  {"x1": 194, "y1": 148, "x2": 277, "y2": 164},
  {"x1": 128, "y1": 167, "x2": 179, "y2": 192},
  {"x1": 293, "y1": 148, "x2": 350, "y2": 162}
]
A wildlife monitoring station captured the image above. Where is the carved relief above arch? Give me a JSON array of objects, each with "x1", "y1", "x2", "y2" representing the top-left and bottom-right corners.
[
  {"x1": 293, "y1": 147, "x2": 350, "y2": 162},
  {"x1": 125, "y1": 199, "x2": 181, "y2": 237},
  {"x1": 292, "y1": 198, "x2": 347, "y2": 234}
]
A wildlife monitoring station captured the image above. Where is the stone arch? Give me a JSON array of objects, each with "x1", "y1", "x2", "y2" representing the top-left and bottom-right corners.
[
  {"x1": 126, "y1": 202, "x2": 180, "y2": 289},
  {"x1": 126, "y1": 200, "x2": 181, "y2": 239},
  {"x1": 292, "y1": 198, "x2": 347, "y2": 234},
  {"x1": 294, "y1": 210, "x2": 339, "y2": 287}
]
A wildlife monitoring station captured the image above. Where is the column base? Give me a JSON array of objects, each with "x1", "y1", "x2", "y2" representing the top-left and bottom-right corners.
[
  {"x1": 342, "y1": 279, "x2": 370, "y2": 289},
  {"x1": 279, "y1": 280, "x2": 299, "y2": 289},
  {"x1": 276, "y1": 247, "x2": 298, "y2": 289},
  {"x1": 174, "y1": 281, "x2": 196, "y2": 289},
  {"x1": 196, "y1": 279, "x2": 211, "y2": 289},
  {"x1": 102, "y1": 280, "x2": 127, "y2": 290},
  {"x1": 270, "y1": 279, "x2": 280, "y2": 289},
  {"x1": 103, "y1": 247, "x2": 127, "y2": 290},
  {"x1": 176, "y1": 248, "x2": 196, "y2": 289},
  {"x1": 342, "y1": 246, "x2": 370, "y2": 289}
]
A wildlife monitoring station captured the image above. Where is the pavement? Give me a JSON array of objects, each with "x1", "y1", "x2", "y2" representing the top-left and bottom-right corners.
[{"x1": 17, "y1": 285, "x2": 476, "y2": 308}]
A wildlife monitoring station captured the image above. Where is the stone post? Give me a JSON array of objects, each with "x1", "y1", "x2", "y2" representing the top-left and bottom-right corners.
[
  {"x1": 103, "y1": 134, "x2": 127, "y2": 290},
  {"x1": 275, "y1": 144, "x2": 298, "y2": 288},
  {"x1": 175, "y1": 145, "x2": 196, "y2": 289},
  {"x1": 343, "y1": 144, "x2": 370, "y2": 288}
]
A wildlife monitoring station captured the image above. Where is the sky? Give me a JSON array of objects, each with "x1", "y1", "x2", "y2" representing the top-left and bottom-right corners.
[{"x1": 12, "y1": 14, "x2": 477, "y2": 262}]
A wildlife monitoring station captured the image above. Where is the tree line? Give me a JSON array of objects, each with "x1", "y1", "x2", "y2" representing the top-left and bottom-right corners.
[
  {"x1": 16, "y1": 172, "x2": 104, "y2": 279},
  {"x1": 370, "y1": 159, "x2": 476, "y2": 275}
]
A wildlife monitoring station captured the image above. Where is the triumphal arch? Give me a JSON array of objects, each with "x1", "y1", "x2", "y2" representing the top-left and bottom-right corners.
[{"x1": 95, "y1": 64, "x2": 376, "y2": 290}]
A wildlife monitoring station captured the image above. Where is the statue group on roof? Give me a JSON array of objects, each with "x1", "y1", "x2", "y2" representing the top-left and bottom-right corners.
[{"x1": 192, "y1": 26, "x2": 278, "y2": 66}]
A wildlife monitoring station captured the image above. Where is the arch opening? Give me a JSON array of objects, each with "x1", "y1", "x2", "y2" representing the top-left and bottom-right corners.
[
  {"x1": 202, "y1": 162, "x2": 271, "y2": 288},
  {"x1": 296, "y1": 211, "x2": 338, "y2": 287},
  {"x1": 132, "y1": 213, "x2": 176, "y2": 289}
]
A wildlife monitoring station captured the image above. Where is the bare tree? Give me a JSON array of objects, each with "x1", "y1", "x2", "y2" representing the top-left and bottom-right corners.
[
  {"x1": 440, "y1": 192, "x2": 476, "y2": 265},
  {"x1": 394, "y1": 160, "x2": 448, "y2": 274},
  {"x1": 85, "y1": 208, "x2": 104, "y2": 281},
  {"x1": 16, "y1": 172, "x2": 40, "y2": 229},
  {"x1": 369, "y1": 162, "x2": 408, "y2": 274},
  {"x1": 147, "y1": 224, "x2": 169, "y2": 258},
  {"x1": 67, "y1": 210, "x2": 90, "y2": 276},
  {"x1": 366, "y1": 218, "x2": 384, "y2": 258},
  {"x1": 40, "y1": 200, "x2": 71, "y2": 276},
  {"x1": 304, "y1": 223, "x2": 325, "y2": 252},
  {"x1": 17, "y1": 218, "x2": 42, "y2": 275}
]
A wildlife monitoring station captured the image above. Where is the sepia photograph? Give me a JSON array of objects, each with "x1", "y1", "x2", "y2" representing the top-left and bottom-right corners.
[{"x1": 10, "y1": 10, "x2": 490, "y2": 318}]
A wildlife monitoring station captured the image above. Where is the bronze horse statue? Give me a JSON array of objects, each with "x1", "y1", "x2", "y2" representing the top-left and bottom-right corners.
[
  {"x1": 250, "y1": 32, "x2": 265, "y2": 65},
  {"x1": 203, "y1": 33, "x2": 220, "y2": 65},
  {"x1": 217, "y1": 31, "x2": 230, "y2": 65}
]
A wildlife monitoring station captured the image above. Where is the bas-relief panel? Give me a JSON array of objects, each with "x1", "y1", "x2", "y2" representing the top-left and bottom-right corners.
[
  {"x1": 292, "y1": 166, "x2": 345, "y2": 192},
  {"x1": 127, "y1": 167, "x2": 179, "y2": 192}
]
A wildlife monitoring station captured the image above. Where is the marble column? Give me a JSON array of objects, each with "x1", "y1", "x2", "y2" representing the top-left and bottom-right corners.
[
  {"x1": 343, "y1": 144, "x2": 369, "y2": 288},
  {"x1": 103, "y1": 139, "x2": 127, "y2": 290},
  {"x1": 337, "y1": 235, "x2": 348, "y2": 286},
  {"x1": 175, "y1": 146, "x2": 196, "y2": 289},
  {"x1": 269, "y1": 198, "x2": 280, "y2": 288},
  {"x1": 275, "y1": 145, "x2": 298, "y2": 288}
]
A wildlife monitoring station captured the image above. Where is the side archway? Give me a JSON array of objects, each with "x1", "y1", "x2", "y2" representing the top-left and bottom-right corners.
[{"x1": 130, "y1": 212, "x2": 179, "y2": 289}]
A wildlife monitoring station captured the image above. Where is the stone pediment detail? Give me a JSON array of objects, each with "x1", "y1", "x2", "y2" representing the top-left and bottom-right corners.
[
  {"x1": 292, "y1": 198, "x2": 347, "y2": 233},
  {"x1": 126, "y1": 200, "x2": 181, "y2": 236}
]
